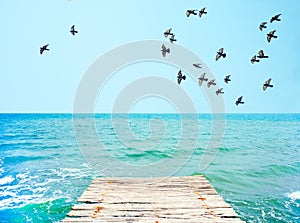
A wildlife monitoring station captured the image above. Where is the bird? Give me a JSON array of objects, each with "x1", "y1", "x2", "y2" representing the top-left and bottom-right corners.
[
  {"x1": 216, "y1": 48, "x2": 226, "y2": 61},
  {"x1": 40, "y1": 44, "x2": 49, "y2": 55},
  {"x1": 257, "y1": 50, "x2": 269, "y2": 59},
  {"x1": 193, "y1": 63, "x2": 202, "y2": 68},
  {"x1": 177, "y1": 70, "x2": 186, "y2": 85},
  {"x1": 216, "y1": 88, "x2": 224, "y2": 95},
  {"x1": 198, "y1": 73, "x2": 208, "y2": 86},
  {"x1": 224, "y1": 75, "x2": 231, "y2": 84},
  {"x1": 164, "y1": 28, "x2": 173, "y2": 38},
  {"x1": 235, "y1": 96, "x2": 244, "y2": 106},
  {"x1": 263, "y1": 78, "x2": 273, "y2": 91},
  {"x1": 70, "y1": 25, "x2": 78, "y2": 36},
  {"x1": 251, "y1": 55, "x2": 260, "y2": 64},
  {"x1": 199, "y1": 7, "x2": 207, "y2": 17},
  {"x1": 270, "y1": 14, "x2": 281, "y2": 23},
  {"x1": 186, "y1": 9, "x2": 197, "y2": 17},
  {"x1": 267, "y1": 30, "x2": 277, "y2": 43},
  {"x1": 207, "y1": 79, "x2": 216, "y2": 88},
  {"x1": 161, "y1": 44, "x2": 170, "y2": 57},
  {"x1": 259, "y1": 22, "x2": 267, "y2": 31},
  {"x1": 169, "y1": 34, "x2": 177, "y2": 43}
]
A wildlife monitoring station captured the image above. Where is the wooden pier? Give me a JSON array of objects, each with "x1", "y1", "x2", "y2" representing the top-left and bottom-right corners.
[{"x1": 62, "y1": 175, "x2": 245, "y2": 223}]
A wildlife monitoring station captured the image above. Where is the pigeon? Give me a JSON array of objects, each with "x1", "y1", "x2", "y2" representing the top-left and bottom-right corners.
[
  {"x1": 177, "y1": 70, "x2": 186, "y2": 85},
  {"x1": 70, "y1": 25, "x2": 78, "y2": 36},
  {"x1": 235, "y1": 96, "x2": 244, "y2": 106},
  {"x1": 169, "y1": 34, "x2": 177, "y2": 43},
  {"x1": 263, "y1": 78, "x2": 273, "y2": 91},
  {"x1": 270, "y1": 14, "x2": 281, "y2": 23},
  {"x1": 251, "y1": 55, "x2": 260, "y2": 64},
  {"x1": 186, "y1": 9, "x2": 197, "y2": 17},
  {"x1": 267, "y1": 30, "x2": 277, "y2": 43},
  {"x1": 216, "y1": 88, "x2": 224, "y2": 95},
  {"x1": 198, "y1": 73, "x2": 208, "y2": 86},
  {"x1": 199, "y1": 7, "x2": 207, "y2": 17},
  {"x1": 224, "y1": 75, "x2": 231, "y2": 84},
  {"x1": 193, "y1": 63, "x2": 202, "y2": 68},
  {"x1": 207, "y1": 79, "x2": 216, "y2": 88},
  {"x1": 216, "y1": 48, "x2": 226, "y2": 61},
  {"x1": 161, "y1": 44, "x2": 170, "y2": 57},
  {"x1": 257, "y1": 50, "x2": 269, "y2": 59},
  {"x1": 164, "y1": 28, "x2": 173, "y2": 38},
  {"x1": 40, "y1": 44, "x2": 49, "y2": 55},
  {"x1": 259, "y1": 22, "x2": 267, "y2": 31}
]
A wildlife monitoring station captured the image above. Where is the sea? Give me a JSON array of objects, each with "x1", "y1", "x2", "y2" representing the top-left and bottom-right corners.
[{"x1": 0, "y1": 113, "x2": 299, "y2": 223}]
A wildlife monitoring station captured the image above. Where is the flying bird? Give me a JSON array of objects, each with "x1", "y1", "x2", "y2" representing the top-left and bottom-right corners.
[
  {"x1": 251, "y1": 55, "x2": 260, "y2": 64},
  {"x1": 207, "y1": 79, "x2": 216, "y2": 88},
  {"x1": 40, "y1": 44, "x2": 49, "y2": 55},
  {"x1": 169, "y1": 34, "x2": 177, "y2": 43},
  {"x1": 263, "y1": 78, "x2": 273, "y2": 91},
  {"x1": 216, "y1": 88, "x2": 224, "y2": 95},
  {"x1": 224, "y1": 75, "x2": 231, "y2": 84},
  {"x1": 70, "y1": 25, "x2": 78, "y2": 36},
  {"x1": 259, "y1": 22, "x2": 267, "y2": 31},
  {"x1": 164, "y1": 28, "x2": 173, "y2": 38},
  {"x1": 257, "y1": 50, "x2": 269, "y2": 59},
  {"x1": 177, "y1": 70, "x2": 186, "y2": 85},
  {"x1": 216, "y1": 48, "x2": 226, "y2": 61},
  {"x1": 193, "y1": 63, "x2": 202, "y2": 68},
  {"x1": 270, "y1": 14, "x2": 281, "y2": 23},
  {"x1": 198, "y1": 73, "x2": 208, "y2": 86},
  {"x1": 235, "y1": 96, "x2": 244, "y2": 106},
  {"x1": 186, "y1": 9, "x2": 197, "y2": 17},
  {"x1": 161, "y1": 44, "x2": 170, "y2": 57},
  {"x1": 267, "y1": 30, "x2": 277, "y2": 43},
  {"x1": 199, "y1": 7, "x2": 207, "y2": 17}
]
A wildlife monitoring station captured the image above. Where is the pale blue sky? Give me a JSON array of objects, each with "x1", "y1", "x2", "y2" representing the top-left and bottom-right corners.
[{"x1": 0, "y1": 0, "x2": 299, "y2": 113}]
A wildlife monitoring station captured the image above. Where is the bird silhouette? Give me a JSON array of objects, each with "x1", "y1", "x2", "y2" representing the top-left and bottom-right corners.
[
  {"x1": 164, "y1": 28, "x2": 173, "y2": 38},
  {"x1": 216, "y1": 48, "x2": 226, "y2": 61},
  {"x1": 161, "y1": 44, "x2": 170, "y2": 57},
  {"x1": 235, "y1": 96, "x2": 244, "y2": 106},
  {"x1": 169, "y1": 34, "x2": 177, "y2": 43},
  {"x1": 267, "y1": 30, "x2": 277, "y2": 43},
  {"x1": 270, "y1": 14, "x2": 281, "y2": 23},
  {"x1": 251, "y1": 55, "x2": 260, "y2": 64},
  {"x1": 70, "y1": 25, "x2": 78, "y2": 35},
  {"x1": 198, "y1": 73, "x2": 208, "y2": 86},
  {"x1": 257, "y1": 50, "x2": 269, "y2": 59},
  {"x1": 40, "y1": 44, "x2": 49, "y2": 55},
  {"x1": 199, "y1": 7, "x2": 207, "y2": 17},
  {"x1": 177, "y1": 70, "x2": 186, "y2": 85},
  {"x1": 216, "y1": 88, "x2": 224, "y2": 95},
  {"x1": 207, "y1": 79, "x2": 216, "y2": 88},
  {"x1": 263, "y1": 78, "x2": 273, "y2": 91},
  {"x1": 224, "y1": 75, "x2": 231, "y2": 84},
  {"x1": 186, "y1": 9, "x2": 197, "y2": 17},
  {"x1": 193, "y1": 63, "x2": 202, "y2": 68},
  {"x1": 259, "y1": 22, "x2": 267, "y2": 31}
]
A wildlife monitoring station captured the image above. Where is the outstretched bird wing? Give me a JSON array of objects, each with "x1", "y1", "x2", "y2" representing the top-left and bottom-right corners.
[
  {"x1": 193, "y1": 63, "x2": 201, "y2": 68},
  {"x1": 219, "y1": 48, "x2": 224, "y2": 53},
  {"x1": 216, "y1": 53, "x2": 221, "y2": 61},
  {"x1": 186, "y1": 10, "x2": 191, "y2": 17},
  {"x1": 258, "y1": 50, "x2": 264, "y2": 57},
  {"x1": 265, "y1": 78, "x2": 271, "y2": 85},
  {"x1": 164, "y1": 28, "x2": 172, "y2": 37}
]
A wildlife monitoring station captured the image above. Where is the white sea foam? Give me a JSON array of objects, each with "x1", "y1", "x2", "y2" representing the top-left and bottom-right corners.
[
  {"x1": 287, "y1": 191, "x2": 300, "y2": 200},
  {"x1": 0, "y1": 176, "x2": 15, "y2": 185}
]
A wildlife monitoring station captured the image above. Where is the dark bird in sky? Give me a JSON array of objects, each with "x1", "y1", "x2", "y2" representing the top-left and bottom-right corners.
[
  {"x1": 257, "y1": 50, "x2": 269, "y2": 59},
  {"x1": 198, "y1": 73, "x2": 208, "y2": 86},
  {"x1": 186, "y1": 9, "x2": 197, "y2": 17},
  {"x1": 224, "y1": 75, "x2": 231, "y2": 84},
  {"x1": 164, "y1": 28, "x2": 173, "y2": 38},
  {"x1": 270, "y1": 14, "x2": 281, "y2": 23},
  {"x1": 216, "y1": 48, "x2": 226, "y2": 61},
  {"x1": 251, "y1": 55, "x2": 260, "y2": 64},
  {"x1": 169, "y1": 34, "x2": 177, "y2": 43},
  {"x1": 235, "y1": 96, "x2": 244, "y2": 106},
  {"x1": 161, "y1": 44, "x2": 170, "y2": 57},
  {"x1": 193, "y1": 63, "x2": 202, "y2": 68},
  {"x1": 199, "y1": 7, "x2": 207, "y2": 17},
  {"x1": 40, "y1": 44, "x2": 49, "y2": 55},
  {"x1": 263, "y1": 78, "x2": 273, "y2": 91},
  {"x1": 177, "y1": 70, "x2": 186, "y2": 85},
  {"x1": 267, "y1": 30, "x2": 277, "y2": 43},
  {"x1": 259, "y1": 22, "x2": 267, "y2": 31},
  {"x1": 70, "y1": 25, "x2": 78, "y2": 36},
  {"x1": 216, "y1": 88, "x2": 224, "y2": 95},
  {"x1": 207, "y1": 79, "x2": 216, "y2": 88}
]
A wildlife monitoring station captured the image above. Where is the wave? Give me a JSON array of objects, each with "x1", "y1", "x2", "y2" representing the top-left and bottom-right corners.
[
  {"x1": 0, "y1": 176, "x2": 15, "y2": 185},
  {"x1": 287, "y1": 191, "x2": 300, "y2": 200}
]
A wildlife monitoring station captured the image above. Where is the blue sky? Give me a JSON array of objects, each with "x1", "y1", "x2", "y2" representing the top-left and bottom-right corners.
[{"x1": 0, "y1": 0, "x2": 299, "y2": 113}]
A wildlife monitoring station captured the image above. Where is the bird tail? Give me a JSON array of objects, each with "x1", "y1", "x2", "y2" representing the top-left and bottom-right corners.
[
  {"x1": 182, "y1": 76, "x2": 186, "y2": 80},
  {"x1": 223, "y1": 53, "x2": 226, "y2": 58},
  {"x1": 166, "y1": 49, "x2": 170, "y2": 53}
]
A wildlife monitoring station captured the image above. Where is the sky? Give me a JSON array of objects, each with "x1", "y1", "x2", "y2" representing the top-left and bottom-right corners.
[{"x1": 1, "y1": 0, "x2": 300, "y2": 113}]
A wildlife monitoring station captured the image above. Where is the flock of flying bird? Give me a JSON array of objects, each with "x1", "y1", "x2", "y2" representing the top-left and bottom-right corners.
[{"x1": 161, "y1": 9, "x2": 281, "y2": 106}]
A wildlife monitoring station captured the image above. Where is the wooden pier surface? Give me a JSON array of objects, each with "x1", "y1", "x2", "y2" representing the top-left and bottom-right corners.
[{"x1": 62, "y1": 175, "x2": 245, "y2": 223}]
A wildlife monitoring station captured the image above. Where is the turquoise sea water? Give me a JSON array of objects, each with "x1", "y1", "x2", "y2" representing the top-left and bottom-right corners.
[{"x1": 0, "y1": 113, "x2": 299, "y2": 222}]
